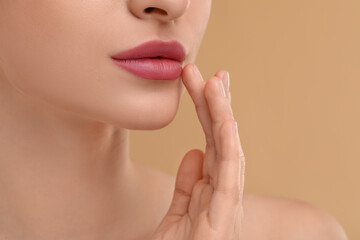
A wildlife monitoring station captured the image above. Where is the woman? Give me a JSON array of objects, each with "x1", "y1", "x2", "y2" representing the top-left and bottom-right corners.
[{"x1": 0, "y1": 0, "x2": 347, "y2": 239}]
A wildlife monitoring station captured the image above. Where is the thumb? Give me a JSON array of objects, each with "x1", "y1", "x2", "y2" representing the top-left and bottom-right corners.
[{"x1": 164, "y1": 149, "x2": 204, "y2": 220}]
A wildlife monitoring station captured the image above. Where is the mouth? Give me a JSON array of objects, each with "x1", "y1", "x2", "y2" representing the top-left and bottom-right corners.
[
  {"x1": 111, "y1": 57, "x2": 183, "y2": 81},
  {"x1": 110, "y1": 39, "x2": 186, "y2": 80}
]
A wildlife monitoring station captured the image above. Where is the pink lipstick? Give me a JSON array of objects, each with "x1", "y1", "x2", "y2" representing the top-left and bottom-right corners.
[{"x1": 110, "y1": 40, "x2": 186, "y2": 80}]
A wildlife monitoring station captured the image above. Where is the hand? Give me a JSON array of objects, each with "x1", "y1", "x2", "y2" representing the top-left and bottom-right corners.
[{"x1": 151, "y1": 63, "x2": 246, "y2": 240}]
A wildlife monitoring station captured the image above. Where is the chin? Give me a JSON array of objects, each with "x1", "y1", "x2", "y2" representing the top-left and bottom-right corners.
[
  {"x1": 119, "y1": 104, "x2": 179, "y2": 130},
  {"x1": 136, "y1": 112, "x2": 177, "y2": 131}
]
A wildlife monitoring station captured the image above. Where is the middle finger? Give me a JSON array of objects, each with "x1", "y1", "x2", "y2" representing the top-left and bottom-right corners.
[{"x1": 204, "y1": 74, "x2": 235, "y2": 160}]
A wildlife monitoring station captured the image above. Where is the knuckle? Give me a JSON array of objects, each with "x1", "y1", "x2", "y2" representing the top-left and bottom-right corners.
[
  {"x1": 205, "y1": 136, "x2": 215, "y2": 147},
  {"x1": 232, "y1": 191, "x2": 241, "y2": 203},
  {"x1": 238, "y1": 144, "x2": 246, "y2": 162},
  {"x1": 237, "y1": 150, "x2": 246, "y2": 166},
  {"x1": 216, "y1": 186, "x2": 241, "y2": 203},
  {"x1": 221, "y1": 119, "x2": 236, "y2": 132},
  {"x1": 240, "y1": 152, "x2": 246, "y2": 162},
  {"x1": 228, "y1": 118, "x2": 237, "y2": 126},
  {"x1": 239, "y1": 155, "x2": 246, "y2": 175},
  {"x1": 194, "y1": 102, "x2": 204, "y2": 111},
  {"x1": 174, "y1": 187, "x2": 191, "y2": 198}
]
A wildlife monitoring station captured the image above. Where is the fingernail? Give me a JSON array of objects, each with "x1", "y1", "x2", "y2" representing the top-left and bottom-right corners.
[
  {"x1": 219, "y1": 79, "x2": 226, "y2": 97},
  {"x1": 224, "y1": 72, "x2": 230, "y2": 91},
  {"x1": 193, "y1": 64, "x2": 203, "y2": 81}
]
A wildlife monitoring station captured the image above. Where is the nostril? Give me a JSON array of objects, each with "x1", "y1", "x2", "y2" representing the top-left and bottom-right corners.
[
  {"x1": 144, "y1": 7, "x2": 154, "y2": 13},
  {"x1": 144, "y1": 7, "x2": 168, "y2": 16}
]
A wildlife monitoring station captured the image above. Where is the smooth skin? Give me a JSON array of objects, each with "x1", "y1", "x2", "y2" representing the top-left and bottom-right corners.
[
  {"x1": 0, "y1": 0, "x2": 348, "y2": 239},
  {"x1": 148, "y1": 64, "x2": 348, "y2": 240},
  {"x1": 151, "y1": 65, "x2": 244, "y2": 240}
]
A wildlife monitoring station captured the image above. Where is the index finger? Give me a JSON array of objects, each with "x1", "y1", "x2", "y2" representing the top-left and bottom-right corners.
[{"x1": 181, "y1": 63, "x2": 214, "y2": 147}]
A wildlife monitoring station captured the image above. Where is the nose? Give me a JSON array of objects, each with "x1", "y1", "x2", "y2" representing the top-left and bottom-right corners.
[{"x1": 128, "y1": 0, "x2": 190, "y2": 23}]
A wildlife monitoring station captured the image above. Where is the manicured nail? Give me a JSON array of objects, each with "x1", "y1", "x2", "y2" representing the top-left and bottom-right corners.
[
  {"x1": 224, "y1": 72, "x2": 230, "y2": 91},
  {"x1": 219, "y1": 80, "x2": 226, "y2": 97},
  {"x1": 193, "y1": 64, "x2": 203, "y2": 81}
]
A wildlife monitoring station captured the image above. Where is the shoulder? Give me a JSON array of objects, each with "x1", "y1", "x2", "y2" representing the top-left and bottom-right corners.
[
  {"x1": 241, "y1": 193, "x2": 348, "y2": 240},
  {"x1": 132, "y1": 162, "x2": 348, "y2": 240}
]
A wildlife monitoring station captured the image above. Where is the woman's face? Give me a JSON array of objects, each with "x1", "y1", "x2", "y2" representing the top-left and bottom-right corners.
[{"x1": 0, "y1": 0, "x2": 211, "y2": 129}]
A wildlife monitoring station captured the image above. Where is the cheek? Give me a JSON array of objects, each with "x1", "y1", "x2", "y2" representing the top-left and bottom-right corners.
[
  {"x1": 1, "y1": 42, "x2": 182, "y2": 130},
  {"x1": 0, "y1": 0, "x2": 207, "y2": 129},
  {"x1": 194, "y1": 0, "x2": 212, "y2": 29},
  {"x1": 0, "y1": 1, "x2": 111, "y2": 115},
  {"x1": 0, "y1": 1, "x2": 93, "y2": 89},
  {"x1": 0, "y1": 3, "x2": 183, "y2": 129},
  {"x1": 184, "y1": 0, "x2": 212, "y2": 59}
]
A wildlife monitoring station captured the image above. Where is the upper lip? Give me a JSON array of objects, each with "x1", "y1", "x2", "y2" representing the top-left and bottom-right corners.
[{"x1": 111, "y1": 39, "x2": 186, "y2": 62}]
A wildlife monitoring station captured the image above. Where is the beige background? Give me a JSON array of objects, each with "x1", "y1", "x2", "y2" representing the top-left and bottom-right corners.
[{"x1": 130, "y1": 0, "x2": 359, "y2": 238}]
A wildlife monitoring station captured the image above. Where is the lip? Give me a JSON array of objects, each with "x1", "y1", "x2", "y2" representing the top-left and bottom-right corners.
[{"x1": 111, "y1": 39, "x2": 186, "y2": 80}]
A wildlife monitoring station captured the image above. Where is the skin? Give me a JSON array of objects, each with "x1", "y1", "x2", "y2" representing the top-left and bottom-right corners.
[{"x1": 0, "y1": 0, "x2": 348, "y2": 239}]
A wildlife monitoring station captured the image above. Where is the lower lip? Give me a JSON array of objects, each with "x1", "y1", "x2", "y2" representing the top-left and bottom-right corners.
[{"x1": 111, "y1": 58, "x2": 183, "y2": 80}]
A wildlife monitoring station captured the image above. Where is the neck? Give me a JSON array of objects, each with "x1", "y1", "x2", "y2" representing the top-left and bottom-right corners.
[{"x1": 0, "y1": 80, "x2": 138, "y2": 238}]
